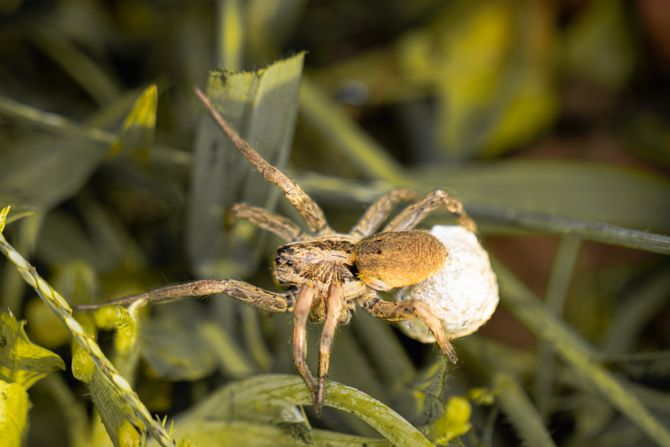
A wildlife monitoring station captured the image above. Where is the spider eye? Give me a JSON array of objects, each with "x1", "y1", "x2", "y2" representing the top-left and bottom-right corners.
[{"x1": 286, "y1": 260, "x2": 293, "y2": 267}]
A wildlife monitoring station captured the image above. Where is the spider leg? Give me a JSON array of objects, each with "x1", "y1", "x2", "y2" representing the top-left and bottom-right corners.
[
  {"x1": 293, "y1": 286, "x2": 318, "y2": 395},
  {"x1": 383, "y1": 189, "x2": 477, "y2": 233},
  {"x1": 361, "y1": 294, "x2": 458, "y2": 363},
  {"x1": 350, "y1": 188, "x2": 417, "y2": 238},
  {"x1": 195, "y1": 88, "x2": 331, "y2": 235},
  {"x1": 76, "y1": 280, "x2": 294, "y2": 313},
  {"x1": 227, "y1": 203, "x2": 303, "y2": 242},
  {"x1": 316, "y1": 281, "x2": 343, "y2": 415}
]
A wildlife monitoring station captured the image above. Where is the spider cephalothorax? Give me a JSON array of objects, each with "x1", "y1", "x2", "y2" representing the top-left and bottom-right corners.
[
  {"x1": 78, "y1": 88, "x2": 478, "y2": 413},
  {"x1": 273, "y1": 236, "x2": 361, "y2": 324}
]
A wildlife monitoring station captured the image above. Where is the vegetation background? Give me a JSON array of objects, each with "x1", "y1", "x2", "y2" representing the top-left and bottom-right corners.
[{"x1": 0, "y1": 0, "x2": 669, "y2": 446}]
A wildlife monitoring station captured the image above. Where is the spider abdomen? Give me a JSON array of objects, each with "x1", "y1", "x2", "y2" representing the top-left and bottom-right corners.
[{"x1": 353, "y1": 230, "x2": 447, "y2": 291}]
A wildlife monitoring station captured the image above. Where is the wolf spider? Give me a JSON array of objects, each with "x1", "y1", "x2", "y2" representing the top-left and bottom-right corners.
[{"x1": 78, "y1": 88, "x2": 478, "y2": 413}]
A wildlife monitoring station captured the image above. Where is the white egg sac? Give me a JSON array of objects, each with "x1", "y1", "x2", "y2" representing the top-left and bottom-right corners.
[{"x1": 395, "y1": 225, "x2": 499, "y2": 342}]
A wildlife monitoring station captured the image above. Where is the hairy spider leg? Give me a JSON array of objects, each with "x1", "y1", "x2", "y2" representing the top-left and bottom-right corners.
[
  {"x1": 316, "y1": 280, "x2": 344, "y2": 414},
  {"x1": 76, "y1": 279, "x2": 294, "y2": 312},
  {"x1": 293, "y1": 286, "x2": 318, "y2": 393},
  {"x1": 383, "y1": 189, "x2": 477, "y2": 234},
  {"x1": 361, "y1": 294, "x2": 458, "y2": 363},
  {"x1": 195, "y1": 88, "x2": 331, "y2": 235},
  {"x1": 350, "y1": 188, "x2": 417, "y2": 239},
  {"x1": 226, "y1": 203, "x2": 303, "y2": 242}
]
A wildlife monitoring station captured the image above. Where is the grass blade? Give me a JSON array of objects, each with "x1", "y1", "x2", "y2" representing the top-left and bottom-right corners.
[
  {"x1": 494, "y1": 257, "x2": 670, "y2": 446},
  {"x1": 414, "y1": 160, "x2": 670, "y2": 232},
  {"x1": 601, "y1": 267, "x2": 670, "y2": 355},
  {"x1": 182, "y1": 374, "x2": 434, "y2": 447},
  {"x1": 159, "y1": 420, "x2": 390, "y2": 447},
  {"x1": 300, "y1": 78, "x2": 409, "y2": 184},
  {"x1": 495, "y1": 373, "x2": 557, "y2": 447},
  {"x1": 187, "y1": 53, "x2": 305, "y2": 278},
  {"x1": 534, "y1": 236, "x2": 582, "y2": 418},
  {"x1": 0, "y1": 207, "x2": 174, "y2": 447},
  {"x1": 296, "y1": 172, "x2": 670, "y2": 254}
]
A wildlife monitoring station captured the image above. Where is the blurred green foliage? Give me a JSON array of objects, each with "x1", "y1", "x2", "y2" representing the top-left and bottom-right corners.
[{"x1": 0, "y1": 1, "x2": 669, "y2": 446}]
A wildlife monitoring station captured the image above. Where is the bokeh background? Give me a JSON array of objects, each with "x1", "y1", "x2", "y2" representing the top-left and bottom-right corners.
[{"x1": 1, "y1": 1, "x2": 669, "y2": 446}]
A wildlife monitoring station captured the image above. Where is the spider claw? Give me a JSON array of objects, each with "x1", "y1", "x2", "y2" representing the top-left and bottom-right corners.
[
  {"x1": 440, "y1": 339, "x2": 459, "y2": 364},
  {"x1": 314, "y1": 377, "x2": 326, "y2": 417}
]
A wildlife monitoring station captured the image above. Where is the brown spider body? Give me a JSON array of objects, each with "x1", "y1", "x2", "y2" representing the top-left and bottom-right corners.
[
  {"x1": 273, "y1": 230, "x2": 447, "y2": 323},
  {"x1": 353, "y1": 231, "x2": 448, "y2": 291},
  {"x1": 79, "y1": 88, "x2": 479, "y2": 415},
  {"x1": 273, "y1": 235, "x2": 361, "y2": 324}
]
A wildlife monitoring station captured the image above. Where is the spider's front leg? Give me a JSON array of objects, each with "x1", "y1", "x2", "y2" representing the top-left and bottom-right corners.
[
  {"x1": 226, "y1": 203, "x2": 303, "y2": 242},
  {"x1": 383, "y1": 189, "x2": 477, "y2": 234},
  {"x1": 195, "y1": 88, "x2": 331, "y2": 235},
  {"x1": 361, "y1": 294, "x2": 458, "y2": 363},
  {"x1": 76, "y1": 279, "x2": 295, "y2": 313},
  {"x1": 293, "y1": 286, "x2": 318, "y2": 395},
  {"x1": 316, "y1": 281, "x2": 343, "y2": 414}
]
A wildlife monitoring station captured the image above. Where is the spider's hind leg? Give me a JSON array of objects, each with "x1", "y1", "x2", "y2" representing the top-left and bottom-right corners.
[
  {"x1": 293, "y1": 286, "x2": 318, "y2": 396},
  {"x1": 383, "y1": 189, "x2": 477, "y2": 234},
  {"x1": 350, "y1": 188, "x2": 417, "y2": 238},
  {"x1": 361, "y1": 294, "x2": 458, "y2": 363},
  {"x1": 316, "y1": 281, "x2": 344, "y2": 415}
]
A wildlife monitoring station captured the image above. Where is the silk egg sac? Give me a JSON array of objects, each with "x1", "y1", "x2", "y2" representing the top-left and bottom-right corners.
[{"x1": 395, "y1": 225, "x2": 499, "y2": 342}]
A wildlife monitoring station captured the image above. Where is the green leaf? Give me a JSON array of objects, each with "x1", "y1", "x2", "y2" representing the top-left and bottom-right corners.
[
  {"x1": 246, "y1": 0, "x2": 306, "y2": 63},
  {"x1": 295, "y1": 169, "x2": 670, "y2": 253},
  {"x1": 218, "y1": 0, "x2": 245, "y2": 69},
  {"x1": 140, "y1": 302, "x2": 219, "y2": 381},
  {"x1": 310, "y1": 1, "x2": 557, "y2": 158},
  {"x1": 33, "y1": 31, "x2": 121, "y2": 105},
  {"x1": 89, "y1": 368, "x2": 145, "y2": 447},
  {"x1": 350, "y1": 311, "x2": 415, "y2": 388},
  {"x1": 0, "y1": 206, "x2": 9, "y2": 233},
  {"x1": 494, "y1": 373, "x2": 556, "y2": 447},
  {"x1": 0, "y1": 226, "x2": 173, "y2": 445},
  {"x1": 393, "y1": 357, "x2": 450, "y2": 427},
  {"x1": 0, "y1": 380, "x2": 29, "y2": 447},
  {"x1": 623, "y1": 112, "x2": 670, "y2": 167},
  {"x1": 602, "y1": 268, "x2": 670, "y2": 355},
  {"x1": 561, "y1": 0, "x2": 634, "y2": 89},
  {"x1": 25, "y1": 297, "x2": 71, "y2": 349},
  {"x1": 432, "y1": 396, "x2": 472, "y2": 445},
  {"x1": 51, "y1": 262, "x2": 98, "y2": 308},
  {"x1": 78, "y1": 305, "x2": 148, "y2": 445},
  {"x1": 0, "y1": 134, "x2": 106, "y2": 211},
  {"x1": 413, "y1": 160, "x2": 670, "y2": 232},
  {"x1": 494, "y1": 257, "x2": 670, "y2": 446},
  {"x1": 181, "y1": 374, "x2": 434, "y2": 447},
  {"x1": 166, "y1": 420, "x2": 390, "y2": 447},
  {"x1": 96, "y1": 305, "x2": 142, "y2": 381},
  {"x1": 422, "y1": 2, "x2": 555, "y2": 156},
  {"x1": 36, "y1": 197, "x2": 142, "y2": 272},
  {"x1": 1, "y1": 212, "x2": 44, "y2": 315},
  {"x1": 0, "y1": 92, "x2": 189, "y2": 169},
  {"x1": 0, "y1": 311, "x2": 65, "y2": 388},
  {"x1": 187, "y1": 53, "x2": 305, "y2": 278},
  {"x1": 299, "y1": 78, "x2": 409, "y2": 183},
  {"x1": 109, "y1": 84, "x2": 158, "y2": 162},
  {"x1": 198, "y1": 321, "x2": 257, "y2": 379},
  {"x1": 534, "y1": 236, "x2": 582, "y2": 418}
]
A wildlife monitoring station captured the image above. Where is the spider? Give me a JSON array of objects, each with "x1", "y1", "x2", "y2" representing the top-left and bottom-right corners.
[{"x1": 78, "y1": 88, "x2": 478, "y2": 414}]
